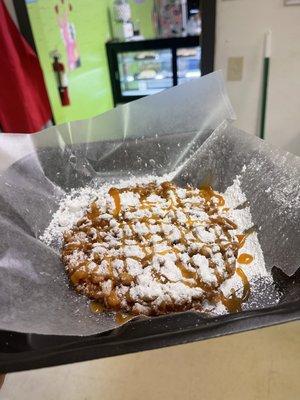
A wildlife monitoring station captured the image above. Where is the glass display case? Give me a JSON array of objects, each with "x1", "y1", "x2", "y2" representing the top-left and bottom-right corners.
[
  {"x1": 118, "y1": 49, "x2": 173, "y2": 97},
  {"x1": 106, "y1": 35, "x2": 214, "y2": 105}
]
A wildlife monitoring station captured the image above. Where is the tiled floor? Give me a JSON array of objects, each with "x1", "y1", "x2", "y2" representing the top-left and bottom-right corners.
[{"x1": 1, "y1": 322, "x2": 299, "y2": 400}]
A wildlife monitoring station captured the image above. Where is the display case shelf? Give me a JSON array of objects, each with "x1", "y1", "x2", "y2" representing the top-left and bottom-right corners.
[{"x1": 106, "y1": 34, "x2": 214, "y2": 105}]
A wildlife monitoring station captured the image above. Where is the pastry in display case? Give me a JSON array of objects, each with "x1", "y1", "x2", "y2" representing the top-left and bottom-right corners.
[
  {"x1": 136, "y1": 69, "x2": 158, "y2": 80},
  {"x1": 177, "y1": 48, "x2": 197, "y2": 57},
  {"x1": 134, "y1": 51, "x2": 157, "y2": 60}
]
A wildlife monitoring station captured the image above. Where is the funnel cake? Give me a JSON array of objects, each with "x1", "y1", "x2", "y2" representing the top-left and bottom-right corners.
[{"x1": 62, "y1": 181, "x2": 252, "y2": 316}]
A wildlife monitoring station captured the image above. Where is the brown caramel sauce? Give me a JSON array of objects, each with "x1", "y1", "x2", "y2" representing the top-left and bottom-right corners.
[
  {"x1": 89, "y1": 301, "x2": 104, "y2": 313},
  {"x1": 108, "y1": 187, "x2": 121, "y2": 216},
  {"x1": 200, "y1": 185, "x2": 225, "y2": 206},
  {"x1": 70, "y1": 269, "x2": 88, "y2": 285},
  {"x1": 90, "y1": 302, "x2": 134, "y2": 325},
  {"x1": 236, "y1": 234, "x2": 247, "y2": 248},
  {"x1": 87, "y1": 202, "x2": 100, "y2": 220},
  {"x1": 176, "y1": 261, "x2": 195, "y2": 280},
  {"x1": 237, "y1": 253, "x2": 254, "y2": 264},
  {"x1": 220, "y1": 268, "x2": 250, "y2": 313},
  {"x1": 115, "y1": 312, "x2": 134, "y2": 324},
  {"x1": 236, "y1": 268, "x2": 251, "y2": 301}
]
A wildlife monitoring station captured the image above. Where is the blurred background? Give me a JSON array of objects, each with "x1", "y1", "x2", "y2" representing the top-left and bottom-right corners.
[{"x1": 1, "y1": 0, "x2": 300, "y2": 155}]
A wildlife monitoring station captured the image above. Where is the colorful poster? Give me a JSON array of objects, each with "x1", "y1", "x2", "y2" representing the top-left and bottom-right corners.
[{"x1": 54, "y1": 0, "x2": 81, "y2": 71}]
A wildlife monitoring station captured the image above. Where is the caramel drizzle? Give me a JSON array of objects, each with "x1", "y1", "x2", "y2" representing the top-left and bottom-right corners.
[
  {"x1": 220, "y1": 268, "x2": 250, "y2": 313},
  {"x1": 108, "y1": 187, "x2": 121, "y2": 217},
  {"x1": 200, "y1": 185, "x2": 225, "y2": 207},
  {"x1": 237, "y1": 234, "x2": 247, "y2": 248},
  {"x1": 236, "y1": 227, "x2": 255, "y2": 249},
  {"x1": 237, "y1": 253, "x2": 254, "y2": 264},
  {"x1": 89, "y1": 301, "x2": 104, "y2": 313},
  {"x1": 115, "y1": 312, "x2": 134, "y2": 324},
  {"x1": 63, "y1": 180, "x2": 253, "y2": 314}
]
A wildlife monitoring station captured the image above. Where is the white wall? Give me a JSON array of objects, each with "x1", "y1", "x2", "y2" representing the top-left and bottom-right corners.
[
  {"x1": 215, "y1": 0, "x2": 300, "y2": 156},
  {"x1": 3, "y1": 0, "x2": 18, "y2": 27}
]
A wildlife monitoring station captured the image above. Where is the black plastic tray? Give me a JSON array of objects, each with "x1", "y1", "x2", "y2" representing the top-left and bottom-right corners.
[{"x1": 1, "y1": 298, "x2": 299, "y2": 373}]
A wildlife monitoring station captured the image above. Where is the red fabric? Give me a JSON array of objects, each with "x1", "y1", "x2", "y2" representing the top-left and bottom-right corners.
[{"x1": 0, "y1": 0, "x2": 52, "y2": 133}]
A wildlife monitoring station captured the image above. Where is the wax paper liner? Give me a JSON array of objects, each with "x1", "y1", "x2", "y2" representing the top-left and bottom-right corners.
[{"x1": 0, "y1": 71, "x2": 299, "y2": 339}]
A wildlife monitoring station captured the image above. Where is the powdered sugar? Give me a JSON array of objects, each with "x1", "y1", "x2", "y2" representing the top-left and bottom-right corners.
[
  {"x1": 41, "y1": 173, "x2": 271, "y2": 316},
  {"x1": 193, "y1": 254, "x2": 217, "y2": 285},
  {"x1": 224, "y1": 176, "x2": 247, "y2": 209},
  {"x1": 41, "y1": 172, "x2": 178, "y2": 246}
]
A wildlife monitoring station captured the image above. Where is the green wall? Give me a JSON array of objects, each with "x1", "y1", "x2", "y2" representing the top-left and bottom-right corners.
[
  {"x1": 27, "y1": 0, "x2": 114, "y2": 124},
  {"x1": 27, "y1": 0, "x2": 154, "y2": 125},
  {"x1": 129, "y1": 0, "x2": 154, "y2": 39}
]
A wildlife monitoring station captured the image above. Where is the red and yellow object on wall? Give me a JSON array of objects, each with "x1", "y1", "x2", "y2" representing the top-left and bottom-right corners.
[{"x1": 51, "y1": 51, "x2": 70, "y2": 106}]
